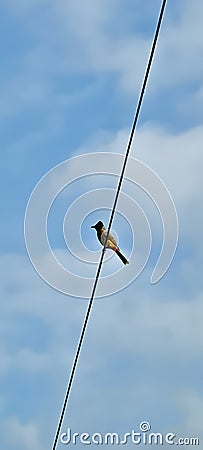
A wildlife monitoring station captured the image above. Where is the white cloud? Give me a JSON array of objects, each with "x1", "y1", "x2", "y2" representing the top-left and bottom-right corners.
[
  {"x1": 58, "y1": 122, "x2": 203, "y2": 203},
  {"x1": 0, "y1": 417, "x2": 44, "y2": 450},
  {"x1": 1, "y1": 0, "x2": 202, "y2": 125},
  {"x1": 177, "y1": 389, "x2": 203, "y2": 436},
  {"x1": 0, "y1": 241, "x2": 202, "y2": 447},
  {"x1": 134, "y1": 124, "x2": 203, "y2": 200},
  {"x1": 1, "y1": 250, "x2": 202, "y2": 370},
  {"x1": 152, "y1": 0, "x2": 203, "y2": 89},
  {"x1": 50, "y1": 0, "x2": 203, "y2": 96}
]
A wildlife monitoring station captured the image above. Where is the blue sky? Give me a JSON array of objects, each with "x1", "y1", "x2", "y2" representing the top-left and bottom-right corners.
[{"x1": 1, "y1": 0, "x2": 203, "y2": 448}]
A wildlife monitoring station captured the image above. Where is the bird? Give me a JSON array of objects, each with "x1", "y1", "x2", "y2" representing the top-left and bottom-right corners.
[{"x1": 91, "y1": 221, "x2": 129, "y2": 265}]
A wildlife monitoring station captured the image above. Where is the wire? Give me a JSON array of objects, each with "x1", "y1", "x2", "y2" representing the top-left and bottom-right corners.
[{"x1": 52, "y1": 1, "x2": 167, "y2": 448}]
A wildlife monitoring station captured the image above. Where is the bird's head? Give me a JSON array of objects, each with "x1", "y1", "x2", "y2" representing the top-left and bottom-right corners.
[{"x1": 91, "y1": 221, "x2": 104, "y2": 231}]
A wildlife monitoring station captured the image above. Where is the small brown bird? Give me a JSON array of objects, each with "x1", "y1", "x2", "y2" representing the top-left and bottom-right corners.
[{"x1": 91, "y1": 221, "x2": 129, "y2": 265}]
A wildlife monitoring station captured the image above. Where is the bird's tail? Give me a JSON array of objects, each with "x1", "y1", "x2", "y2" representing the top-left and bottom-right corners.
[{"x1": 115, "y1": 249, "x2": 129, "y2": 265}]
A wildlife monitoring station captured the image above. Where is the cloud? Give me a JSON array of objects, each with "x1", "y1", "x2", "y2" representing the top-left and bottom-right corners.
[
  {"x1": 1, "y1": 0, "x2": 202, "y2": 132},
  {"x1": 47, "y1": 0, "x2": 203, "y2": 97},
  {"x1": 134, "y1": 124, "x2": 203, "y2": 201},
  {"x1": 152, "y1": 0, "x2": 203, "y2": 89},
  {"x1": 0, "y1": 230, "x2": 202, "y2": 446},
  {"x1": 177, "y1": 389, "x2": 203, "y2": 437},
  {"x1": 0, "y1": 416, "x2": 44, "y2": 450}
]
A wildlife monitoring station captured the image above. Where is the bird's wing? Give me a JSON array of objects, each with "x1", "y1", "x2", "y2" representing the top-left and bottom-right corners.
[
  {"x1": 108, "y1": 232, "x2": 117, "y2": 246},
  {"x1": 101, "y1": 230, "x2": 118, "y2": 249}
]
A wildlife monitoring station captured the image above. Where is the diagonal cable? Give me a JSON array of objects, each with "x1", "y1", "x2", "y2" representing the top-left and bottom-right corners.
[{"x1": 52, "y1": 1, "x2": 167, "y2": 448}]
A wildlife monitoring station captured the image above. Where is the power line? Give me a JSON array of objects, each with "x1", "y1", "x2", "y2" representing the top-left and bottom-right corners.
[{"x1": 52, "y1": 1, "x2": 167, "y2": 448}]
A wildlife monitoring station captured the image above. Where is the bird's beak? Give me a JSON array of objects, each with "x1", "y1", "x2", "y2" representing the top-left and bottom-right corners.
[{"x1": 91, "y1": 225, "x2": 95, "y2": 228}]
